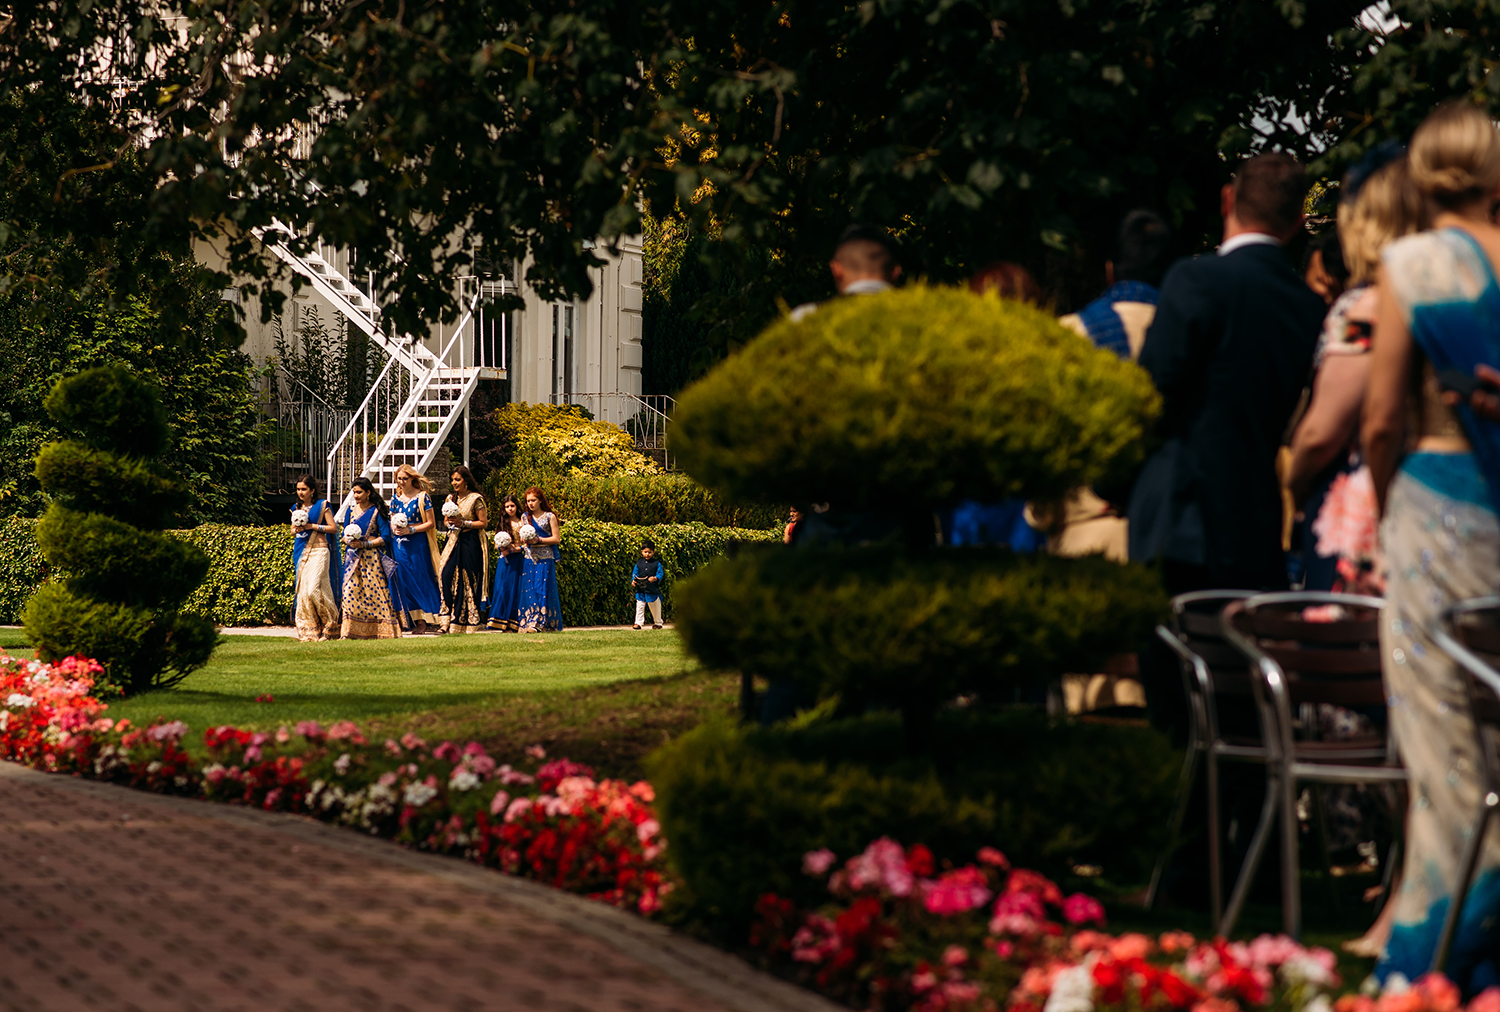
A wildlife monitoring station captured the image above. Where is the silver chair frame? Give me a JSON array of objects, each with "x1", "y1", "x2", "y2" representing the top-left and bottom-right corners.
[
  {"x1": 1220, "y1": 590, "x2": 1406, "y2": 940},
  {"x1": 1428, "y1": 596, "x2": 1500, "y2": 974},
  {"x1": 1146, "y1": 590, "x2": 1257, "y2": 929}
]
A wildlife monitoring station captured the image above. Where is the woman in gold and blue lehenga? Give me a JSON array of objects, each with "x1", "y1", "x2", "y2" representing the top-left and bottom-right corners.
[
  {"x1": 290, "y1": 474, "x2": 341, "y2": 641},
  {"x1": 1364, "y1": 103, "x2": 1500, "y2": 991},
  {"x1": 337, "y1": 476, "x2": 403, "y2": 639}
]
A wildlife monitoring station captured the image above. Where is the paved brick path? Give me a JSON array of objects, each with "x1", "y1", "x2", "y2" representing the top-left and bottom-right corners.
[{"x1": 0, "y1": 763, "x2": 835, "y2": 1012}]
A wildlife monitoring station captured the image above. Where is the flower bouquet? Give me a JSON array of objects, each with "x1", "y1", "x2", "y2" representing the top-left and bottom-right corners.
[
  {"x1": 343, "y1": 524, "x2": 363, "y2": 545},
  {"x1": 518, "y1": 524, "x2": 538, "y2": 544},
  {"x1": 391, "y1": 513, "x2": 411, "y2": 536},
  {"x1": 290, "y1": 508, "x2": 309, "y2": 528},
  {"x1": 442, "y1": 501, "x2": 462, "y2": 523},
  {"x1": 495, "y1": 530, "x2": 513, "y2": 549}
]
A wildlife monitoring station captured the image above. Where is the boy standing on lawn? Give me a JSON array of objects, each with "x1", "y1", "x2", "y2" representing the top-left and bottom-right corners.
[{"x1": 631, "y1": 541, "x2": 665, "y2": 630}]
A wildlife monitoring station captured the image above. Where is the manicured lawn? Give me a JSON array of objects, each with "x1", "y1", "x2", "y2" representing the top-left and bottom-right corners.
[{"x1": 0, "y1": 628, "x2": 739, "y2": 778}]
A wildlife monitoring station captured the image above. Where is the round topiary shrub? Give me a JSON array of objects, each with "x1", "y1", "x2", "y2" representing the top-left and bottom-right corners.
[
  {"x1": 670, "y1": 286, "x2": 1160, "y2": 509},
  {"x1": 23, "y1": 366, "x2": 216, "y2": 695}
]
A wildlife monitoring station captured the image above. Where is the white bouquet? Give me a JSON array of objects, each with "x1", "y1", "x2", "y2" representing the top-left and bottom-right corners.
[
  {"x1": 290, "y1": 508, "x2": 309, "y2": 528},
  {"x1": 494, "y1": 530, "x2": 513, "y2": 549},
  {"x1": 343, "y1": 523, "x2": 363, "y2": 545},
  {"x1": 442, "y1": 501, "x2": 462, "y2": 520},
  {"x1": 391, "y1": 513, "x2": 411, "y2": 535},
  {"x1": 518, "y1": 524, "x2": 538, "y2": 544}
]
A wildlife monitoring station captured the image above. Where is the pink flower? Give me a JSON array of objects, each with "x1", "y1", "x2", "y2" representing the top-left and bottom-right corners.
[
  {"x1": 1313, "y1": 466, "x2": 1382, "y2": 569},
  {"x1": 433, "y1": 741, "x2": 461, "y2": 762},
  {"x1": 994, "y1": 940, "x2": 1015, "y2": 959},
  {"x1": 1467, "y1": 988, "x2": 1500, "y2": 1012},
  {"x1": 636, "y1": 819, "x2": 660, "y2": 843},
  {"x1": 942, "y1": 944, "x2": 969, "y2": 968},
  {"x1": 977, "y1": 846, "x2": 1010, "y2": 868},
  {"x1": 399, "y1": 731, "x2": 426, "y2": 751},
  {"x1": 989, "y1": 889, "x2": 1044, "y2": 936},
  {"x1": 844, "y1": 838, "x2": 915, "y2": 897},
  {"x1": 1062, "y1": 893, "x2": 1106, "y2": 926},
  {"x1": 488, "y1": 790, "x2": 511, "y2": 816},
  {"x1": 923, "y1": 867, "x2": 994, "y2": 916},
  {"x1": 802, "y1": 847, "x2": 837, "y2": 876},
  {"x1": 525, "y1": 744, "x2": 547, "y2": 759},
  {"x1": 503, "y1": 797, "x2": 532, "y2": 822}
]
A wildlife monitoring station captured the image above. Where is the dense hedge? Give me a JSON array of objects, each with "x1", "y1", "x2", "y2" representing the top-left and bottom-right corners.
[
  {"x1": 0, "y1": 517, "x2": 777, "y2": 628},
  {"x1": 646, "y1": 710, "x2": 1180, "y2": 938}
]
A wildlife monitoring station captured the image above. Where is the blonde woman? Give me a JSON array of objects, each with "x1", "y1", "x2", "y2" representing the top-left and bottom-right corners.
[
  {"x1": 438, "y1": 465, "x2": 489, "y2": 634},
  {"x1": 1363, "y1": 101, "x2": 1500, "y2": 988},
  {"x1": 390, "y1": 464, "x2": 443, "y2": 633},
  {"x1": 1284, "y1": 148, "x2": 1423, "y2": 593}
]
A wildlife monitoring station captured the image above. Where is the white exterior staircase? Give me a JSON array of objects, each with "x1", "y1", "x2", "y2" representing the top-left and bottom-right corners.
[{"x1": 255, "y1": 222, "x2": 507, "y2": 517}]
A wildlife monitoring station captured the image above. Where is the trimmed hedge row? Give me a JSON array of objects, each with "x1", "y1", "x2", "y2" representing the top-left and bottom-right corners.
[{"x1": 0, "y1": 517, "x2": 777, "y2": 628}]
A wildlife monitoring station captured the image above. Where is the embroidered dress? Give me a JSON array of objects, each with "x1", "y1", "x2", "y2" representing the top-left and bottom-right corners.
[
  {"x1": 1377, "y1": 229, "x2": 1500, "y2": 990},
  {"x1": 338, "y1": 505, "x2": 402, "y2": 640},
  {"x1": 518, "y1": 511, "x2": 563, "y2": 632},
  {"x1": 439, "y1": 491, "x2": 489, "y2": 634},
  {"x1": 291, "y1": 498, "x2": 341, "y2": 642},
  {"x1": 487, "y1": 518, "x2": 524, "y2": 632},
  {"x1": 390, "y1": 491, "x2": 443, "y2": 629}
]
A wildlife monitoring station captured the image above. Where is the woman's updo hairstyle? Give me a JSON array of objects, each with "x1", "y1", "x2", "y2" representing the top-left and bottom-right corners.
[
  {"x1": 1409, "y1": 101, "x2": 1500, "y2": 210},
  {"x1": 1338, "y1": 154, "x2": 1424, "y2": 286}
]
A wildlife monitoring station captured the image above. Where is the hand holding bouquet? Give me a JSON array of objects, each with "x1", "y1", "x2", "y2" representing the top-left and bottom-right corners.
[
  {"x1": 442, "y1": 500, "x2": 462, "y2": 528},
  {"x1": 495, "y1": 530, "x2": 513, "y2": 550},
  {"x1": 343, "y1": 524, "x2": 363, "y2": 545},
  {"x1": 391, "y1": 513, "x2": 411, "y2": 535},
  {"x1": 518, "y1": 524, "x2": 538, "y2": 544},
  {"x1": 290, "y1": 508, "x2": 309, "y2": 529}
]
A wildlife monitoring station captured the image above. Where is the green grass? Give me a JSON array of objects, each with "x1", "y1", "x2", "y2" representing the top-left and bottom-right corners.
[{"x1": 0, "y1": 628, "x2": 739, "y2": 778}]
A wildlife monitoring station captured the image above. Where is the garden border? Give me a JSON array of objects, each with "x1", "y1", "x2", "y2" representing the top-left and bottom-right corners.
[{"x1": 0, "y1": 760, "x2": 842, "y2": 1012}]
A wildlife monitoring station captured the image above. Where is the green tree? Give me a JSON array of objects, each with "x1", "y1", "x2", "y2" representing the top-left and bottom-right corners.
[
  {"x1": 23, "y1": 365, "x2": 218, "y2": 695},
  {"x1": 0, "y1": 261, "x2": 264, "y2": 525}
]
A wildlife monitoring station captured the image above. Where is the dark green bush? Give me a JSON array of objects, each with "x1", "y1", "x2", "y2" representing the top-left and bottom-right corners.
[
  {"x1": 671, "y1": 285, "x2": 1161, "y2": 509},
  {"x1": 0, "y1": 517, "x2": 778, "y2": 627},
  {"x1": 34, "y1": 440, "x2": 179, "y2": 526},
  {"x1": 36, "y1": 508, "x2": 209, "y2": 609},
  {"x1": 646, "y1": 710, "x2": 1180, "y2": 937},
  {"x1": 23, "y1": 366, "x2": 215, "y2": 694},
  {"x1": 676, "y1": 545, "x2": 1165, "y2": 736}
]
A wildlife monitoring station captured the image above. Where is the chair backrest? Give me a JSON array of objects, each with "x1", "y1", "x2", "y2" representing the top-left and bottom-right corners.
[
  {"x1": 1169, "y1": 590, "x2": 1256, "y2": 697},
  {"x1": 1434, "y1": 597, "x2": 1500, "y2": 751},
  {"x1": 1224, "y1": 592, "x2": 1386, "y2": 709}
]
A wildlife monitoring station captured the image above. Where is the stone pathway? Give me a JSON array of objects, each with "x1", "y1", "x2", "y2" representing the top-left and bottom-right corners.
[{"x1": 0, "y1": 763, "x2": 835, "y2": 1012}]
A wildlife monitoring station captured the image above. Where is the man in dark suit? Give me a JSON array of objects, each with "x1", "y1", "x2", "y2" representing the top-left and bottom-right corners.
[{"x1": 1130, "y1": 153, "x2": 1327, "y2": 593}]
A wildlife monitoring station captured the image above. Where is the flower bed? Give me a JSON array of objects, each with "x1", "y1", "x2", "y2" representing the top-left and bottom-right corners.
[{"x1": 0, "y1": 651, "x2": 669, "y2": 913}]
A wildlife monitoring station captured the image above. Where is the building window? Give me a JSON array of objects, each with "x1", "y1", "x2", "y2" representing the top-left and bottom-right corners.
[{"x1": 552, "y1": 303, "x2": 575, "y2": 403}]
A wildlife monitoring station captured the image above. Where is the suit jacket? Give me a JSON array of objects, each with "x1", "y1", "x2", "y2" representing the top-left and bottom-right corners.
[{"x1": 1129, "y1": 242, "x2": 1325, "y2": 589}]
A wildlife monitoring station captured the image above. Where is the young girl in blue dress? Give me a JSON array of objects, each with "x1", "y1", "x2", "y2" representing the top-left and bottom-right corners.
[
  {"x1": 518, "y1": 486, "x2": 563, "y2": 632},
  {"x1": 390, "y1": 464, "x2": 444, "y2": 634},
  {"x1": 487, "y1": 494, "x2": 526, "y2": 632}
]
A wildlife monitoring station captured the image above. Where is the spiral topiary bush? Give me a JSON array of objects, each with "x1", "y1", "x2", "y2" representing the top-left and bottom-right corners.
[{"x1": 23, "y1": 366, "x2": 216, "y2": 695}]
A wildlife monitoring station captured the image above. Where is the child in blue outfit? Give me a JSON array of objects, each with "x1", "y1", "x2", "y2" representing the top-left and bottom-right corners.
[{"x1": 630, "y1": 540, "x2": 664, "y2": 629}]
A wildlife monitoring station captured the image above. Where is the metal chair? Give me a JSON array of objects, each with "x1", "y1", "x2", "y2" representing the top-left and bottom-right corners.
[
  {"x1": 1221, "y1": 591, "x2": 1406, "y2": 939},
  {"x1": 1147, "y1": 590, "x2": 1258, "y2": 929},
  {"x1": 1427, "y1": 596, "x2": 1500, "y2": 973}
]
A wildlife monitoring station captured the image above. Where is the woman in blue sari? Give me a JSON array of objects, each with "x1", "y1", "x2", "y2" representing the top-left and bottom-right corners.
[
  {"x1": 337, "y1": 476, "x2": 403, "y2": 639},
  {"x1": 290, "y1": 474, "x2": 341, "y2": 641},
  {"x1": 1364, "y1": 102, "x2": 1500, "y2": 991},
  {"x1": 518, "y1": 485, "x2": 563, "y2": 632},
  {"x1": 487, "y1": 494, "x2": 525, "y2": 632},
  {"x1": 390, "y1": 464, "x2": 443, "y2": 634}
]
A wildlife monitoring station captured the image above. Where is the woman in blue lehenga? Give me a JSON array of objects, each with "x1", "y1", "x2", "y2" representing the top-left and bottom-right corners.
[
  {"x1": 337, "y1": 476, "x2": 403, "y2": 639},
  {"x1": 1364, "y1": 103, "x2": 1500, "y2": 991},
  {"x1": 390, "y1": 464, "x2": 444, "y2": 634},
  {"x1": 290, "y1": 474, "x2": 341, "y2": 641},
  {"x1": 487, "y1": 494, "x2": 525, "y2": 632},
  {"x1": 518, "y1": 486, "x2": 563, "y2": 632}
]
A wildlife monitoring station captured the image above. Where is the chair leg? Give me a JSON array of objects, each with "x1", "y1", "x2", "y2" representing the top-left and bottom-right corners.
[
  {"x1": 1282, "y1": 773, "x2": 1302, "y2": 940},
  {"x1": 1146, "y1": 742, "x2": 1202, "y2": 910},
  {"x1": 1431, "y1": 794, "x2": 1497, "y2": 973},
  {"x1": 1221, "y1": 770, "x2": 1280, "y2": 938},
  {"x1": 1206, "y1": 752, "x2": 1224, "y2": 929},
  {"x1": 1311, "y1": 785, "x2": 1341, "y2": 917}
]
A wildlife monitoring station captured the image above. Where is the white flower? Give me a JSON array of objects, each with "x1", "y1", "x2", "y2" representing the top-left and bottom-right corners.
[
  {"x1": 1382, "y1": 974, "x2": 1410, "y2": 996},
  {"x1": 494, "y1": 530, "x2": 513, "y2": 549},
  {"x1": 450, "y1": 769, "x2": 482, "y2": 792},
  {"x1": 518, "y1": 524, "x2": 537, "y2": 543},
  {"x1": 1044, "y1": 957, "x2": 1097, "y2": 1012},
  {"x1": 5, "y1": 693, "x2": 33, "y2": 708},
  {"x1": 402, "y1": 781, "x2": 439, "y2": 807},
  {"x1": 343, "y1": 523, "x2": 363, "y2": 544},
  {"x1": 391, "y1": 513, "x2": 410, "y2": 533},
  {"x1": 1281, "y1": 955, "x2": 1337, "y2": 989},
  {"x1": 291, "y1": 508, "x2": 309, "y2": 527},
  {"x1": 333, "y1": 752, "x2": 351, "y2": 775},
  {"x1": 1305, "y1": 995, "x2": 1334, "y2": 1012},
  {"x1": 442, "y1": 501, "x2": 462, "y2": 518}
]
